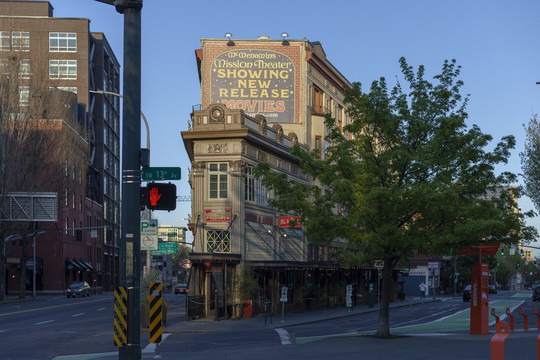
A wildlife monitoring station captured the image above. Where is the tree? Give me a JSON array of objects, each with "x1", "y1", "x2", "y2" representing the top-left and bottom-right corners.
[
  {"x1": 0, "y1": 37, "x2": 87, "y2": 299},
  {"x1": 521, "y1": 115, "x2": 540, "y2": 212},
  {"x1": 255, "y1": 57, "x2": 535, "y2": 337}
]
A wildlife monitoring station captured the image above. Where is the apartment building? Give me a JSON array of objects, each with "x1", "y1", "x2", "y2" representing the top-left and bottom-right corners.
[{"x1": 0, "y1": 0, "x2": 120, "y2": 294}]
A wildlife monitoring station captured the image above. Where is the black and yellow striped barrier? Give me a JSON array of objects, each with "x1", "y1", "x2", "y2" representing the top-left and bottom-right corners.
[
  {"x1": 113, "y1": 286, "x2": 128, "y2": 347},
  {"x1": 149, "y1": 282, "x2": 162, "y2": 344}
]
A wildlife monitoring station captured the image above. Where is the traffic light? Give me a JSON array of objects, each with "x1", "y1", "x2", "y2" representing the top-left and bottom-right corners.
[
  {"x1": 145, "y1": 182, "x2": 176, "y2": 211},
  {"x1": 501, "y1": 249, "x2": 505, "y2": 256}
]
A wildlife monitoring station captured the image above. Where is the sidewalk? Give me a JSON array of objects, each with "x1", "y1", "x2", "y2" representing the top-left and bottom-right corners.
[{"x1": 161, "y1": 295, "x2": 444, "y2": 334}]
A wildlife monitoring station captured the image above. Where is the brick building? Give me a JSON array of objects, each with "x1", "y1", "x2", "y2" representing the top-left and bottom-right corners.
[{"x1": 0, "y1": 0, "x2": 120, "y2": 295}]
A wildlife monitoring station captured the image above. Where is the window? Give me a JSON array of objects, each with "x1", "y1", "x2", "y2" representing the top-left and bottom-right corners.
[
  {"x1": 19, "y1": 59, "x2": 29, "y2": 79},
  {"x1": 52, "y1": 86, "x2": 77, "y2": 94},
  {"x1": 209, "y1": 163, "x2": 228, "y2": 199},
  {"x1": 49, "y1": 32, "x2": 76, "y2": 52},
  {"x1": 244, "y1": 166, "x2": 255, "y2": 202},
  {"x1": 338, "y1": 105, "x2": 343, "y2": 132},
  {"x1": 12, "y1": 32, "x2": 29, "y2": 51},
  {"x1": 0, "y1": 31, "x2": 9, "y2": 50},
  {"x1": 19, "y1": 86, "x2": 29, "y2": 106},
  {"x1": 49, "y1": 60, "x2": 77, "y2": 79},
  {"x1": 312, "y1": 86, "x2": 324, "y2": 114},
  {"x1": 206, "y1": 230, "x2": 231, "y2": 253},
  {"x1": 315, "y1": 136, "x2": 322, "y2": 159},
  {"x1": 255, "y1": 177, "x2": 268, "y2": 205}
]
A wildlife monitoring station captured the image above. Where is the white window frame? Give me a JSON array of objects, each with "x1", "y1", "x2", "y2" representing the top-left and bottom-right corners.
[
  {"x1": 49, "y1": 60, "x2": 77, "y2": 80},
  {"x1": 19, "y1": 86, "x2": 29, "y2": 106},
  {"x1": 12, "y1": 32, "x2": 29, "y2": 51},
  {"x1": 244, "y1": 166, "x2": 255, "y2": 202},
  {"x1": 19, "y1": 59, "x2": 29, "y2": 79},
  {"x1": 49, "y1": 32, "x2": 77, "y2": 52},
  {"x1": 0, "y1": 31, "x2": 10, "y2": 50},
  {"x1": 209, "y1": 163, "x2": 228, "y2": 199}
]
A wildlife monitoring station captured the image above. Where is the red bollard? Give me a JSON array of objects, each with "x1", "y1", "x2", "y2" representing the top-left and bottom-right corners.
[
  {"x1": 506, "y1": 308, "x2": 515, "y2": 331},
  {"x1": 491, "y1": 321, "x2": 509, "y2": 360},
  {"x1": 537, "y1": 333, "x2": 540, "y2": 360},
  {"x1": 533, "y1": 307, "x2": 540, "y2": 330},
  {"x1": 519, "y1": 307, "x2": 529, "y2": 331},
  {"x1": 492, "y1": 308, "x2": 500, "y2": 324}
]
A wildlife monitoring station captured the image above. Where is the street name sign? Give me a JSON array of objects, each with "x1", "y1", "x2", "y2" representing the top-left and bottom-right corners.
[
  {"x1": 142, "y1": 167, "x2": 181, "y2": 181},
  {"x1": 151, "y1": 248, "x2": 177, "y2": 255}
]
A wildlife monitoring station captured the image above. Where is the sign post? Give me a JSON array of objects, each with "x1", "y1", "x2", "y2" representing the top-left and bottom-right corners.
[{"x1": 280, "y1": 286, "x2": 287, "y2": 322}]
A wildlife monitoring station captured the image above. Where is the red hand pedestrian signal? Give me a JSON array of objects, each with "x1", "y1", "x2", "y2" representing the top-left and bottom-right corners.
[
  {"x1": 149, "y1": 187, "x2": 162, "y2": 206},
  {"x1": 146, "y1": 183, "x2": 176, "y2": 211}
]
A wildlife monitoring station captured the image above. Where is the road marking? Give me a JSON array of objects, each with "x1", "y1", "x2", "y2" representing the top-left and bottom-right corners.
[
  {"x1": 142, "y1": 333, "x2": 171, "y2": 353},
  {"x1": 52, "y1": 351, "x2": 117, "y2": 359},
  {"x1": 0, "y1": 298, "x2": 108, "y2": 317},
  {"x1": 35, "y1": 320, "x2": 54, "y2": 325},
  {"x1": 275, "y1": 328, "x2": 292, "y2": 345},
  {"x1": 72, "y1": 313, "x2": 85, "y2": 317},
  {"x1": 97, "y1": 307, "x2": 106, "y2": 311},
  {"x1": 0, "y1": 330, "x2": 7, "y2": 333}
]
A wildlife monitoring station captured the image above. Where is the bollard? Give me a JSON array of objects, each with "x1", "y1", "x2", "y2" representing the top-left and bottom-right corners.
[
  {"x1": 491, "y1": 308, "x2": 500, "y2": 324},
  {"x1": 506, "y1": 308, "x2": 515, "y2": 331},
  {"x1": 537, "y1": 333, "x2": 540, "y2": 360},
  {"x1": 533, "y1": 307, "x2": 540, "y2": 330},
  {"x1": 519, "y1": 307, "x2": 529, "y2": 331},
  {"x1": 491, "y1": 321, "x2": 509, "y2": 360}
]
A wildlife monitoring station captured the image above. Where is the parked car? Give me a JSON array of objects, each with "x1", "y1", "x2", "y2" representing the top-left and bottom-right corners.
[
  {"x1": 463, "y1": 285, "x2": 471, "y2": 302},
  {"x1": 66, "y1": 281, "x2": 91, "y2": 298},
  {"x1": 533, "y1": 286, "x2": 540, "y2": 301},
  {"x1": 175, "y1": 283, "x2": 187, "y2": 294},
  {"x1": 489, "y1": 285, "x2": 497, "y2": 294}
]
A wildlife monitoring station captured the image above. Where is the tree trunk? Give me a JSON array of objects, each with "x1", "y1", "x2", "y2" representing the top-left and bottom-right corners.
[
  {"x1": 375, "y1": 254, "x2": 393, "y2": 338},
  {"x1": 18, "y1": 238, "x2": 27, "y2": 299}
]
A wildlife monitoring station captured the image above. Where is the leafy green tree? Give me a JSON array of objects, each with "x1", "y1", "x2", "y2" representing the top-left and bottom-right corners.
[
  {"x1": 521, "y1": 115, "x2": 540, "y2": 213},
  {"x1": 255, "y1": 57, "x2": 535, "y2": 337}
]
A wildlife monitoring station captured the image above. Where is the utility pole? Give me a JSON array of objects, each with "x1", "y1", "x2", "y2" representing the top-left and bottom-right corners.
[{"x1": 95, "y1": 1, "x2": 143, "y2": 359}]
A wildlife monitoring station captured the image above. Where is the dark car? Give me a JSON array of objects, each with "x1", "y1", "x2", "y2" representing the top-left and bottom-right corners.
[
  {"x1": 533, "y1": 286, "x2": 540, "y2": 302},
  {"x1": 66, "y1": 281, "x2": 91, "y2": 298},
  {"x1": 175, "y1": 283, "x2": 187, "y2": 294},
  {"x1": 489, "y1": 285, "x2": 498, "y2": 294},
  {"x1": 463, "y1": 285, "x2": 471, "y2": 302}
]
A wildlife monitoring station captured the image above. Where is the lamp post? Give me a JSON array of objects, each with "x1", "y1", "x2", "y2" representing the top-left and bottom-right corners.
[{"x1": 89, "y1": 89, "x2": 152, "y2": 270}]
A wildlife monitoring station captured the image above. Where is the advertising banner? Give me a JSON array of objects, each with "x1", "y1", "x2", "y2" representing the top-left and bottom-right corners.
[{"x1": 210, "y1": 49, "x2": 295, "y2": 123}]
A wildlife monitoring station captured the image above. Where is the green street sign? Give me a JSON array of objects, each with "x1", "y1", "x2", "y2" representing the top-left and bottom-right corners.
[
  {"x1": 159, "y1": 242, "x2": 178, "y2": 250},
  {"x1": 151, "y1": 248, "x2": 177, "y2": 255},
  {"x1": 142, "y1": 167, "x2": 181, "y2": 181}
]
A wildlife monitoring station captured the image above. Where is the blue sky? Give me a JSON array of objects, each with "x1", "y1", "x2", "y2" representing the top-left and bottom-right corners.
[{"x1": 50, "y1": 0, "x2": 540, "y2": 249}]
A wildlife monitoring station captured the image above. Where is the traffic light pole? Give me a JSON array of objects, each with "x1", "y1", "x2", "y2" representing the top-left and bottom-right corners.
[
  {"x1": 94, "y1": 2, "x2": 142, "y2": 358},
  {"x1": 120, "y1": 4, "x2": 142, "y2": 359}
]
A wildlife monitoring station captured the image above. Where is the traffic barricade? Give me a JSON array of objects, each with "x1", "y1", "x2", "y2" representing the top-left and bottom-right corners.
[
  {"x1": 491, "y1": 321, "x2": 509, "y2": 360},
  {"x1": 506, "y1": 308, "x2": 514, "y2": 331},
  {"x1": 519, "y1": 307, "x2": 528, "y2": 331}
]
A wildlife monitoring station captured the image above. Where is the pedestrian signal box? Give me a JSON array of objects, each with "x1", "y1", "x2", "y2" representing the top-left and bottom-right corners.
[{"x1": 145, "y1": 183, "x2": 176, "y2": 211}]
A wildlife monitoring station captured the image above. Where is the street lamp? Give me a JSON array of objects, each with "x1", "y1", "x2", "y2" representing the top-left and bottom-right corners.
[{"x1": 89, "y1": 90, "x2": 150, "y2": 150}]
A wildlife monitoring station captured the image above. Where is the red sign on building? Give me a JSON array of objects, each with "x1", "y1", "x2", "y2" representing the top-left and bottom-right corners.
[
  {"x1": 278, "y1": 216, "x2": 301, "y2": 228},
  {"x1": 205, "y1": 208, "x2": 232, "y2": 222}
]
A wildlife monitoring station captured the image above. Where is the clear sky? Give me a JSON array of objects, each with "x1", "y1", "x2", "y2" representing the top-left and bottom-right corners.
[{"x1": 49, "y1": 0, "x2": 540, "y2": 249}]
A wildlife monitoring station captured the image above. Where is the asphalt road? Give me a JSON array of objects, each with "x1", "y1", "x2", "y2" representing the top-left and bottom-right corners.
[{"x1": 1, "y1": 290, "x2": 539, "y2": 360}]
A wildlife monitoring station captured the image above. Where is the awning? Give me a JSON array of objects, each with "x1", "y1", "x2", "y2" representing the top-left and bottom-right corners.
[
  {"x1": 72, "y1": 258, "x2": 88, "y2": 271},
  {"x1": 80, "y1": 259, "x2": 95, "y2": 271},
  {"x1": 65, "y1": 258, "x2": 83, "y2": 271}
]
